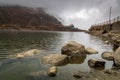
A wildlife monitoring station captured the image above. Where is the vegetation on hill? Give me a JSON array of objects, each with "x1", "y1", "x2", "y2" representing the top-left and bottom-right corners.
[{"x1": 0, "y1": 5, "x2": 82, "y2": 31}]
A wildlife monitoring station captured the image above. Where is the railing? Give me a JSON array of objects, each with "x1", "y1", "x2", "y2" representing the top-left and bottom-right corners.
[{"x1": 92, "y1": 16, "x2": 120, "y2": 26}]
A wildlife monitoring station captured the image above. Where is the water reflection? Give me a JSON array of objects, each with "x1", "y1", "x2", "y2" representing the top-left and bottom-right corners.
[
  {"x1": 0, "y1": 31, "x2": 64, "y2": 58},
  {"x1": 69, "y1": 54, "x2": 86, "y2": 64}
]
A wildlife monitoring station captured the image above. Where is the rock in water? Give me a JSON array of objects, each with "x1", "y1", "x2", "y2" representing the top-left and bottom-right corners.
[
  {"x1": 17, "y1": 54, "x2": 24, "y2": 59},
  {"x1": 85, "y1": 47, "x2": 98, "y2": 54},
  {"x1": 104, "y1": 69, "x2": 118, "y2": 74},
  {"x1": 114, "y1": 47, "x2": 120, "y2": 66},
  {"x1": 101, "y1": 52, "x2": 113, "y2": 61},
  {"x1": 42, "y1": 54, "x2": 69, "y2": 66},
  {"x1": 47, "y1": 66, "x2": 57, "y2": 77},
  {"x1": 61, "y1": 41, "x2": 85, "y2": 56},
  {"x1": 73, "y1": 74, "x2": 83, "y2": 79},
  {"x1": 88, "y1": 59, "x2": 105, "y2": 68},
  {"x1": 17, "y1": 49, "x2": 44, "y2": 58}
]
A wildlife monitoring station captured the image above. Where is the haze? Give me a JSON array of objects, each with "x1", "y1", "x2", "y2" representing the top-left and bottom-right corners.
[{"x1": 0, "y1": 0, "x2": 120, "y2": 30}]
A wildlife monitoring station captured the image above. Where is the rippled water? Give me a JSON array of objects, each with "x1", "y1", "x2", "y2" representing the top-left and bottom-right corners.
[{"x1": 0, "y1": 30, "x2": 113, "y2": 80}]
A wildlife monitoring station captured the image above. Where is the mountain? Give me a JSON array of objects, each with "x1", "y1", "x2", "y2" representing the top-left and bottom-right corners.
[{"x1": 0, "y1": 5, "x2": 82, "y2": 31}]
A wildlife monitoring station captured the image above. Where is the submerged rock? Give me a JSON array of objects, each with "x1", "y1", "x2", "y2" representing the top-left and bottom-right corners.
[
  {"x1": 73, "y1": 73, "x2": 83, "y2": 79},
  {"x1": 42, "y1": 54, "x2": 69, "y2": 66},
  {"x1": 61, "y1": 41, "x2": 85, "y2": 56},
  {"x1": 104, "y1": 69, "x2": 118, "y2": 74},
  {"x1": 17, "y1": 49, "x2": 44, "y2": 58},
  {"x1": 47, "y1": 66, "x2": 57, "y2": 77},
  {"x1": 88, "y1": 59, "x2": 105, "y2": 68},
  {"x1": 85, "y1": 47, "x2": 98, "y2": 54},
  {"x1": 101, "y1": 52, "x2": 114, "y2": 61},
  {"x1": 114, "y1": 47, "x2": 120, "y2": 66},
  {"x1": 73, "y1": 71, "x2": 90, "y2": 79},
  {"x1": 69, "y1": 54, "x2": 86, "y2": 64}
]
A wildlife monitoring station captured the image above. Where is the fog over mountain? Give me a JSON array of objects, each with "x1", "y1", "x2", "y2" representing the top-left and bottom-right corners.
[{"x1": 0, "y1": 0, "x2": 120, "y2": 30}]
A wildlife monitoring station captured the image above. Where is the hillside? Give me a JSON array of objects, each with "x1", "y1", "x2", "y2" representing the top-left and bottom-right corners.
[{"x1": 0, "y1": 5, "x2": 82, "y2": 31}]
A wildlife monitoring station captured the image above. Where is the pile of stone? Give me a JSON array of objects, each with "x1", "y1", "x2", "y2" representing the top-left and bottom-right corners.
[
  {"x1": 42, "y1": 41, "x2": 99, "y2": 77},
  {"x1": 42, "y1": 41, "x2": 120, "y2": 77}
]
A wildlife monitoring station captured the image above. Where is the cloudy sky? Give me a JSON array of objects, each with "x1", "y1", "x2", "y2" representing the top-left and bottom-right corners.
[{"x1": 0, "y1": 0, "x2": 120, "y2": 30}]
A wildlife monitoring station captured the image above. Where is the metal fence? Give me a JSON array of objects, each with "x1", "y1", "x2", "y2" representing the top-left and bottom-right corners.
[{"x1": 92, "y1": 16, "x2": 120, "y2": 26}]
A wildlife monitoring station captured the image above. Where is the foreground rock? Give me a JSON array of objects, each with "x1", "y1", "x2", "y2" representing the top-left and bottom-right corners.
[
  {"x1": 42, "y1": 54, "x2": 69, "y2": 66},
  {"x1": 47, "y1": 66, "x2": 57, "y2": 77},
  {"x1": 101, "y1": 52, "x2": 113, "y2": 61},
  {"x1": 114, "y1": 47, "x2": 120, "y2": 66},
  {"x1": 61, "y1": 41, "x2": 85, "y2": 56},
  {"x1": 17, "y1": 49, "x2": 44, "y2": 58},
  {"x1": 85, "y1": 47, "x2": 98, "y2": 54},
  {"x1": 88, "y1": 59, "x2": 105, "y2": 68}
]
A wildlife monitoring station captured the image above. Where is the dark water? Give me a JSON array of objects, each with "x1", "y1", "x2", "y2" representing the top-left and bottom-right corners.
[{"x1": 0, "y1": 31, "x2": 113, "y2": 80}]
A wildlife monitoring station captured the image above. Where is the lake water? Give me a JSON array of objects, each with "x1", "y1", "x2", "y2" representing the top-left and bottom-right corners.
[{"x1": 0, "y1": 31, "x2": 113, "y2": 80}]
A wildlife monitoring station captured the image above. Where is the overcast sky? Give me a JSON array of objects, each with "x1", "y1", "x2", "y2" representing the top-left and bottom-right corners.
[{"x1": 0, "y1": 0, "x2": 120, "y2": 30}]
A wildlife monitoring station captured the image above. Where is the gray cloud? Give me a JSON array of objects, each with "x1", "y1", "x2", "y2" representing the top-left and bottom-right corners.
[{"x1": 0, "y1": 0, "x2": 120, "y2": 30}]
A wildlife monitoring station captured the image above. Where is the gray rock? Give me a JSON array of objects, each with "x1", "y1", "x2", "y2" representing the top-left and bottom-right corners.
[
  {"x1": 47, "y1": 66, "x2": 57, "y2": 77},
  {"x1": 101, "y1": 52, "x2": 114, "y2": 61},
  {"x1": 85, "y1": 47, "x2": 98, "y2": 54},
  {"x1": 114, "y1": 47, "x2": 120, "y2": 66},
  {"x1": 88, "y1": 59, "x2": 105, "y2": 68},
  {"x1": 42, "y1": 54, "x2": 69, "y2": 66},
  {"x1": 61, "y1": 41, "x2": 85, "y2": 56}
]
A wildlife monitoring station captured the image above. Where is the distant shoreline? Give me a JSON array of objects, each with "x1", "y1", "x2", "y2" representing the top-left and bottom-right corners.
[{"x1": 0, "y1": 29, "x2": 85, "y2": 32}]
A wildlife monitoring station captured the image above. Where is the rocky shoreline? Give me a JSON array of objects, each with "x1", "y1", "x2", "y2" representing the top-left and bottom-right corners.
[
  {"x1": 79, "y1": 18, "x2": 120, "y2": 79},
  {"x1": 88, "y1": 17, "x2": 120, "y2": 51}
]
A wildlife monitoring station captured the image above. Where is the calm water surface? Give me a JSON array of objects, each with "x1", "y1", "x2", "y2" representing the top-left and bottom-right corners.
[{"x1": 0, "y1": 31, "x2": 113, "y2": 80}]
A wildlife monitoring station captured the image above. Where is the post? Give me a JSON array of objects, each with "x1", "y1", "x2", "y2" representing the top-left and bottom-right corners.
[
  {"x1": 109, "y1": 7, "x2": 112, "y2": 24},
  {"x1": 109, "y1": 6, "x2": 112, "y2": 30}
]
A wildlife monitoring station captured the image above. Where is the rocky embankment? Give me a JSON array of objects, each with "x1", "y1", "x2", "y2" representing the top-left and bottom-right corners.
[
  {"x1": 89, "y1": 17, "x2": 120, "y2": 51},
  {"x1": 0, "y1": 5, "x2": 83, "y2": 32}
]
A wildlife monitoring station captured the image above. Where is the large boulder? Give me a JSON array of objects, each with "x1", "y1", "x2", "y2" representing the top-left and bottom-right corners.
[
  {"x1": 61, "y1": 41, "x2": 85, "y2": 56},
  {"x1": 85, "y1": 47, "x2": 98, "y2": 54},
  {"x1": 47, "y1": 66, "x2": 57, "y2": 77},
  {"x1": 101, "y1": 52, "x2": 114, "y2": 61},
  {"x1": 42, "y1": 54, "x2": 69, "y2": 66},
  {"x1": 114, "y1": 47, "x2": 120, "y2": 66},
  {"x1": 88, "y1": 59, "x2": 105, "y2": 68}
]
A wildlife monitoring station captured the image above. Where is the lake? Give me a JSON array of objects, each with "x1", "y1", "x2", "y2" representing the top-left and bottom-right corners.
[{"x1": 0, "y1": 31, "x2": 113, "y2": 80}]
